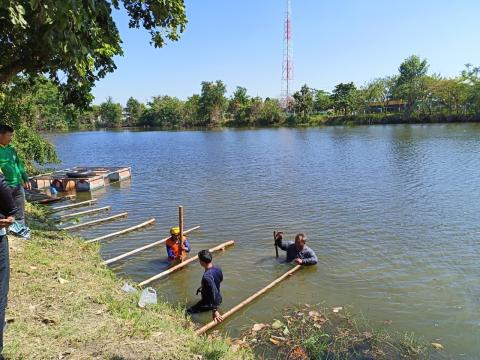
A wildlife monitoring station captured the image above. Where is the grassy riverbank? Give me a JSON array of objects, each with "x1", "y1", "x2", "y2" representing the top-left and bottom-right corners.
[
  {"x1": 3, "y1": 205, "x2": 251, "y2": 360},
  {"x1": 307, "y1": 113, "x2": 480, "y2": 127}
]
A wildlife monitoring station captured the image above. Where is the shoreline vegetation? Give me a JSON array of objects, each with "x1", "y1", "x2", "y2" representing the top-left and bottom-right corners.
[{"x1": 4, "y1": 205, "x2": 448, "y2": 360}]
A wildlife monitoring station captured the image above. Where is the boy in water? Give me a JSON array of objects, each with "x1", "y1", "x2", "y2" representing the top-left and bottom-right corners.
[{"x1": 187, "y1": 250, "x2": 224, "y2": 323}]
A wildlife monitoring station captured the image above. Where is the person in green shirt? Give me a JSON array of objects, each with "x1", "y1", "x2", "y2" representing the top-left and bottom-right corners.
[{"x1": 0, "y1": 125, "x2": 30, "y2": 226}]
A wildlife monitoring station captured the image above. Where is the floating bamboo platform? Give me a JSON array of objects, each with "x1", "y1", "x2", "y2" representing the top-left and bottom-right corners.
[
  {"x1": 61, "y1": 212, "x2": 128, "y2": 231},
  {"x1": 31, "y1": 166, "x2": 131, "y2": 192},
  {"x1": 196, "y1": 265, "x2": 302, "y2": 335},
  {"x1": 49, "y1": 199, "x2": 98, "y2": 213},
  {"x1": 103, "y1": 225, "x2": 201, "y2": 265},
  {"x1": 85, "y1": 218, "x2": 156, "y2": 244},
  {"x1": 139, "y1": 240, "x2": 235, "y2": 287},
  {"x1": 55, "y1": 206, "x2": 111, "y2": 222}
]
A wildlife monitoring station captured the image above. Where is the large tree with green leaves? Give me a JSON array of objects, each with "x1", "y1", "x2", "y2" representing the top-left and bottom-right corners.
[
  {"x1": 394, "y1": 55, "x2": 429, "y2": 112},
  {"x1": 0, "y1": 1, "x2": 187, "y2": 107},
  {"x1": 198, "y1": 80, "x2": 227, "y2": 126},
  {"x1": 293, "y1": 84, "x2": 314, "y2": 120},
  {"x1": 99, "y1": 97, "x2": 123, "y2": 127},
  {"x1": 331, "y1": 82, "x2": 357, "y2": 115}
]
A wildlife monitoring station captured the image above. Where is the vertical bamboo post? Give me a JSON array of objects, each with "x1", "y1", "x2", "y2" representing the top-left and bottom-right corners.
[
  {"x1": 179, "y1": 205, "x2": 184, "y2": 260},
  {"x1": 273, "y1": 231, "x2": 279, "y2": 258}
]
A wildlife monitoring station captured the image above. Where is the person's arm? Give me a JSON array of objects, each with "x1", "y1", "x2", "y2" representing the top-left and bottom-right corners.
[
  {"x1": 298, "y1": 248, "x2": 318, "y2": 266},
  {"x1": 183, "y1": 238, "x2": 191, "y2": 253},
  {"x1": 0, "y1": 174, "x2": 17, "y2": 218},
  {"x1": 166, "y1": 243, "x2": 175, "y2": 258},
  {"x1": 14, "y1": 148, "x2": 30, "y2": 188},
  {"x1": 275, "y1": 233, "x2": 293, "y2": 251}
]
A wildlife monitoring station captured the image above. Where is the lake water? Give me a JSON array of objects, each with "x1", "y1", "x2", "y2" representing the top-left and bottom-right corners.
[{"x1": 48, "y1": 124, "x2": 480, "y2": 359}]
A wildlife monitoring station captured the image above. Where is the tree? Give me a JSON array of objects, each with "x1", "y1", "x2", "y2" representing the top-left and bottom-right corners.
[
  {"x1": 258, "y1": 98, "x2": 285, "y2": 126},
  {"x1": 99, "y1": 97, "x2": 123, "y2": 127},
  {"x1": 140, "y1": 96, "x2": 184, "y2": 127},
  {"x1": 125, "y1": 97, "x2": 144, "y2": 127},
  {"x1": 227, "y1": 86, "x2": 251, "y2": 125},
  {"x1": 293, "y1": 84, "x2": 314, "y2": 120},
  {"x1": 313, "y1": 90, "x2": 332, "y2": 112},
  {"x1": 183, "y1": 94, "x2": 200, "y2": 127},
  {"x1": 394, "y1": 55, "x2": 429, "y2": 112},
  {"x1": 0, "y1": 1, "x2": 187, "y2": 107},
  {"x1": 198, "y1": 80, "x2": 227, "y2": 126},
  {"x1": 331, "y1": 82, "x2": 357, "y2": 115}
]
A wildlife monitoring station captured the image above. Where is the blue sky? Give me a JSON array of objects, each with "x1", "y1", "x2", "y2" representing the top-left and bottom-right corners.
[{"x1": 92, "y1": 0, "x2": 480, "y2": 105}]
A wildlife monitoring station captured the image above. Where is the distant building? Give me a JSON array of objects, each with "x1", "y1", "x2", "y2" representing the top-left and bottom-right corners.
[{"x1": 366, "y1": 99, "x2": 407, "y2": 113}]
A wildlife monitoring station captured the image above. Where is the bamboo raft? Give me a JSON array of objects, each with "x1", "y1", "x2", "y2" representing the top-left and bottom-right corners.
[{"x1": 31, "y1": 166, "x2": 131, "y2": 192}]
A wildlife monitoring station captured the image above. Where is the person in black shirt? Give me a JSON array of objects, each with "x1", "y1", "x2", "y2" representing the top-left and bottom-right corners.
[
  {"x1": 187, "y1": 250, "x2": 224, "y2": 323},
  {"x1": 0, "y1": 173, "x2": 17, "y2": 358}
]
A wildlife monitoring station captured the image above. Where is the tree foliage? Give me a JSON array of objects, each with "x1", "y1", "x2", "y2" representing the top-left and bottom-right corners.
[{"x1": 0, "y1": 0, "x2": 187, "y2": 107}]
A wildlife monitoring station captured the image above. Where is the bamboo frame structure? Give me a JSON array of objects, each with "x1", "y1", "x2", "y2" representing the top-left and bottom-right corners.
[
  {"x1": 55, "y1": 206, "x2": 111, "y2": 222},
  {"x1": 103, "y1": 225, "x2": 201, "y2": 266},
  {"x1": 195, "y1": 265, "x2": 302, "y2": 335},
  {"x1": 139, "y1": 240, "x2": 235, "y2": 287},
  {"x1": 85, "y1": 218, "x2": 156, "y2": 244},
  {"x1": 61, "y1": 212, "x2": 128, "y2": 231},
  {"x1": 49, "y1": 199, "x2": 98, "y2": 213}
]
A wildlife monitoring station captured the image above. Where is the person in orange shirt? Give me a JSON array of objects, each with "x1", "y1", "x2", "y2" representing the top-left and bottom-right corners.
[{"x1": 165, "y1": 226, "x2": 190, "y2": 261}]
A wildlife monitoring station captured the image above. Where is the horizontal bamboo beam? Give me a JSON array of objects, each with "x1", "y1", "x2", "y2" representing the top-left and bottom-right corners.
[
  {"x1": 61, "y1": 212, "x2": 128, "y2": 231},
  {"x1": 49, "y1": 199, "x2": 98, "y2": 213},
  {"x1": 85, "y1": 218, "x2": 156, "y2": 244},
  {"x1": 103, "y1": 225, "x2": 201, "y2": 266},
  {"x1": 139, "y1": 240, "x2": 235, "y2": 287},
  {"x1": 37, "y1": 194, "x2": 75, "y2": 205},
  {"x1": 55, "y1": 206, "x2": 111, "y2": 222},
  {"x1": 196, "y1": 265, "x2": 302, "y2": 335}
]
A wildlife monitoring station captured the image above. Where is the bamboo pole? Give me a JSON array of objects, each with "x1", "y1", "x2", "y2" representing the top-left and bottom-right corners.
[
  {"x1": 85, "y1": 218, "x2": 156, "y2": 244},
  {"x1": 103, "y1": 225, "x2": 201, "y2": 266},
  {"x1": 196, "y1": 265, "x2": 302, "y2": 335},
  {"x1": 179, "y1": 206, "x2": 184, "y2": 259},
  {"x1": 55, "y1": 206, "x2": 111, "y2": 221},
  {"x1": 38, "y1": 194, "x2": 75, "y2": 205},
  {"x1": 61, "y1": 212, "x2": 128, "y2": 231},
  {"x1": 49, "y1": 199, "x2": 98, "y2": 213},
  {"x1": 273, "y1": 231, "x2": 279, "y2": 258},
  {"x1": 139, "y1": 240, "x2": 235, "y2": 287}
]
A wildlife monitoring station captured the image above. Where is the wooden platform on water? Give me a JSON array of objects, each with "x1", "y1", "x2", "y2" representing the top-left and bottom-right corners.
[{"x1": 31, "y1": 166, "x2": 131, "y2": 192}]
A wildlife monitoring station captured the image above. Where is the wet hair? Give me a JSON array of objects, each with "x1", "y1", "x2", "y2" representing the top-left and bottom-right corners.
[
  {"x1": 0, "y1": 125, "x2": 14, "y2": 134},
  {"x1": 295, "y1": 233, "x2": 307, "y2": 242},
  {"x1": 198, "y1": 250, "x2": 212, "y2": 263}
]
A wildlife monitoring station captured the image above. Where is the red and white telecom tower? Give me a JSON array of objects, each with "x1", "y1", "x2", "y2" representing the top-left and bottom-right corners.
[{"x1": 281, "y1": 0, "x2": 293, "y2": 109}]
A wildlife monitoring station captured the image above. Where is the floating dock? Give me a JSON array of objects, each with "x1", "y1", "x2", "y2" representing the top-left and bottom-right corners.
[{"x1": 31, "y1": 166, "x2": 131, "y2": 192}]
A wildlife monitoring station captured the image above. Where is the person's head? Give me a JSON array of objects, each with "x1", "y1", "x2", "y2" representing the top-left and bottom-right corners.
[
  {"x1": 0, "y1": 125, "x2": 14, "y2": 146},
  {"x1": 198, "y1": 249, "x2": 213, "y2": 269},
  {"x1": 294, "y1": 233, "x2": 307, "y2": 251},
  {"x1": 170, "y1": 226, "x2": 180, "y2": 241}
]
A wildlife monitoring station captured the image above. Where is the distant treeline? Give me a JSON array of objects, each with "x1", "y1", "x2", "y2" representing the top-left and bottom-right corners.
[{"x1": 2, "y1": 55, "x2": 480, "y2": 134}]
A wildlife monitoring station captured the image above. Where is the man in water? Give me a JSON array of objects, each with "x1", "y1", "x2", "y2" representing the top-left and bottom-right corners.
[
  {"x1": 275, "y1": 232, "x2": 318, "y2": 265},
  {"x1": 0, "y1": 173, "x2": 18, "y2": 359},
  {"x1": 165, "y1": 226, "x2": 190, "y2": 261},
  {"x1": 0, "y1": 125, "x2": 30, "y2": 228},
  {"x1": 186, "y1": 250, "x2": 224, "y2": 323}
]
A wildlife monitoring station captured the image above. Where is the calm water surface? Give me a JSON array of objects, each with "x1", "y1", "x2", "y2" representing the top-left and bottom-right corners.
[{"x1": 48, "y1": 125, "x2": 480, "y2": 358}]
